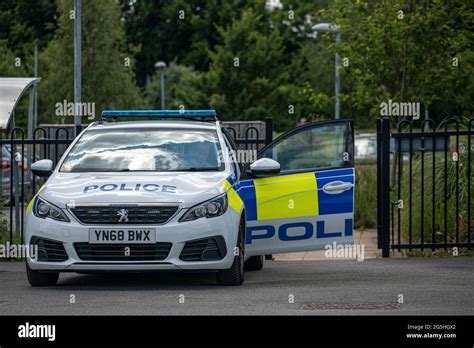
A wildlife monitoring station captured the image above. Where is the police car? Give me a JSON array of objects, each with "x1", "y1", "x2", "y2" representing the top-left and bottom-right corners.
[{"x1": 25, "y1": 110, "x2": 355, "y2": 286}]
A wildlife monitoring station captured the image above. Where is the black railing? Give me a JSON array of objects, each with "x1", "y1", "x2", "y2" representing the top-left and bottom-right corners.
[
  {"x1": 0, "y1": 127, "x2": 74, "y2": 244},
  {"x1": 377, "y1": 117, "x2": 473, "y2": 256}
]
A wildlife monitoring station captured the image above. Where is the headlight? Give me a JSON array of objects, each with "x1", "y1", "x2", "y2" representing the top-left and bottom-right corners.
[
  {"x1": 32, "y1": 196, "x2": 70, "y2": 222},
  {"x1": 179, "y1": 193, "x2": 228, "y2": 222}
]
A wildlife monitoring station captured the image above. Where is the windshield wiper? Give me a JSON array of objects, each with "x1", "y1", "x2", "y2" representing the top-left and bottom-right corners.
[
  {"x1": 63, "y1": 168, "x2": 131, "y2": 172},
  {"x1": 64, "y1": 167, "x2": 219, "y2": 173},
  {"x1": 168, "y1": 167, "x2": 220, "y2": 172}
]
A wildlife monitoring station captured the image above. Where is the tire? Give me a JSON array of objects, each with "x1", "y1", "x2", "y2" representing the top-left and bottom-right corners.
[
  {"x1": 26, "y1": 263, "x2": 59, "y2": 287},
  {"x1": 217, "y1": 217, "x2": 245, "y2": 286},
  {"x1": 245, "y1": 255, "x2": 264, "y2": 271}
]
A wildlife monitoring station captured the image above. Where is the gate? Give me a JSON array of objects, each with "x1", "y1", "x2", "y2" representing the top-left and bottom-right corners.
[
  {"x1": 377, "y1": 117, "x2": 474, "y2": 257},
  {"x1": 0, "y1": 120, "x2": 273, "y2": 246}
]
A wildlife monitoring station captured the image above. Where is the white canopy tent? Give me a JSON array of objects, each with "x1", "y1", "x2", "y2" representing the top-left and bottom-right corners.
[{"x1": 0, "y1": 77, "x2": 40, "y2": 136}]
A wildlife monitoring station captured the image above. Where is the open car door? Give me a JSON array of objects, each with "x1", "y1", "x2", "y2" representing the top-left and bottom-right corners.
[{"x1": 237, "y1": 120, "x2": 355, "y2": 256}]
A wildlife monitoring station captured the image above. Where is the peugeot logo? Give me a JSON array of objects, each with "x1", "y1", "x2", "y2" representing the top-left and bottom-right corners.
[{"x1": 117, "y1": 209, "x2": 129, "y2": 222}]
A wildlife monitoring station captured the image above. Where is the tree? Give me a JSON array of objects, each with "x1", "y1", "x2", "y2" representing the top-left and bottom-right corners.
[
  {"x1": 263, "y1": 0, "x2": 344, "y2": 122},
  {"x1": 39, "y1": 0, "x2": 143, "y2": 124},
  {"x1": 204, "y1": 9, "x2": 298, "y2": 130},
  {"x1": 322, "y1": 0, "x2": 474, "y2": 125},
  {"x1": 120, "y1": 0, "x2": 266, "y2": 86},
  {"x1": 0, "y1": 0, "x2": 57, "y2": 74},
  {"x1": 0, "y1": 40, "x2": 27, "y2": 77},
  {"x1": 144, "y1": 60, "x2": 207, "y2": 110}
]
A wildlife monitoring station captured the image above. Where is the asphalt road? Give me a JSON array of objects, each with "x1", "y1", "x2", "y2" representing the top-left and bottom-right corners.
[{"x1": 0, "y1": 257, "x2": 472, "y2": 315}]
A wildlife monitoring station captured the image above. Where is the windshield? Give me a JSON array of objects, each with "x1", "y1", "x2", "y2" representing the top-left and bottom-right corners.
[{"x1": 60, "y1": 128, "x2": 224, "y2": 172}]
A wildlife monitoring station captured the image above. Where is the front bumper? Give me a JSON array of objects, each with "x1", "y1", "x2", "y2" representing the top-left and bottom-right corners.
[{"x1": 25, "y1": 206, "x2": 240, "y2": 272}]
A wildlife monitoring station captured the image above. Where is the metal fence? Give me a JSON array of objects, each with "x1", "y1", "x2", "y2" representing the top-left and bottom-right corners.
[
  {"x1": 222, "y1": 118, "x2": 273, "y2": 157},
  {"x1": 0, "y1": 126, "x2": 74, "y2": 244},
  {"x1": 377, "y1": 117, "x2": 474, "y2": 257},
  {"x1": 0, "y1": 120, "x2": 273, "y2": 245}
]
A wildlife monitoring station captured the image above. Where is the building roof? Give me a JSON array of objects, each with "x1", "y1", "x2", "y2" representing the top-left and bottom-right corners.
[{"x1": 0, "y1": 77, "x2": 40, "y2": 130}]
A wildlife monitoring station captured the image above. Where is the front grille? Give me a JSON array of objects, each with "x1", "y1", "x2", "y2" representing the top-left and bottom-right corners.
[
  {"x1": 71, "y1": 205, "x2": 179, "y2": 224},
  {"x1": 180, "y1": 236, "x2": 227, "y2": 262},
  {"x1": 74, "y1": 243, "x2": 172, "y2": 261},
  {"x1": 31, "y1": 237, "x2": 69, "y2": 262}
]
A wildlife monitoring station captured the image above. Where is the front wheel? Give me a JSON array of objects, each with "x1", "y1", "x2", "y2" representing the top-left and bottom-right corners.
[
  {"x1": 217, "y1": 218, "x2": 245, "y2": 286},
  {"x1": 26, "y1": 263, "x2": 59, "y2": 287}
]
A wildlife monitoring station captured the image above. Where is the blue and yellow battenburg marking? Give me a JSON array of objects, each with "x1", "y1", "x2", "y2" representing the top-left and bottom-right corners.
[
  {"x1": 25, "y1": 184, "x2": 47, "y2": 215},
  {"x1": 232, "y1": 168, "x2": 354, "y2": 221},
  {"x1": 221, "y1": 175, "x2": 244, "y2": 214}
]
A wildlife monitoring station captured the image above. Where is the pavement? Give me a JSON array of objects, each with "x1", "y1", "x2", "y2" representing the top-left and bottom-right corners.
[{"x1": 0, "y1": 256, "x2": 472, "y2": 315}]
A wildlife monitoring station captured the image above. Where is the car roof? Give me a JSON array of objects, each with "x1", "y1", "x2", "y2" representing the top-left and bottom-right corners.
[{"x1": 88, "y1": 120, "x2": 218, "y2": 131}]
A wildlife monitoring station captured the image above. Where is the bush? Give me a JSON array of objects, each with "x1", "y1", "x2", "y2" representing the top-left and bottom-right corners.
[
  {"x1": 354, "y1": 161, "x2": 377, "y2": 230},
  {"x1": 0, "y1": 196, "x2": 12, "y2": 246},
  {"x1": 396, "y1": 138, "x2": 474, "y2": 246}
]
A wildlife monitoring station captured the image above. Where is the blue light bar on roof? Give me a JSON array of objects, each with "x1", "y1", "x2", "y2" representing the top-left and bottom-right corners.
[{"x1": 101, "y1": 110, "x2": 217, "y2": 118}]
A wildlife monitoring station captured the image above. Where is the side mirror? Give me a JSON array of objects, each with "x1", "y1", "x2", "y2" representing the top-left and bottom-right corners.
[
  {"x1": 249, "y1": 158, "x2": 281, "y2": 177},
  {"x1": 31, "y1": 159, "x2": 53, "y2": 177}
]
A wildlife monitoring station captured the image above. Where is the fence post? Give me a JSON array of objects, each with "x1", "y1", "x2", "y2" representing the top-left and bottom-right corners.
[
  {"x1": 376, "y1": 119, "x2": 382, "y2": 249},
  {"x1": 380, "y1": 117, "x2": 391, "y2": 257},
  {"x1": 264, "y1": 117, "x2": 273, "y2": 145}
]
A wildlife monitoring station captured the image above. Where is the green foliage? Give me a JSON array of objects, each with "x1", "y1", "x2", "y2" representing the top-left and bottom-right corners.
[
  {"x1": 1, "y1": 0, "x2": 472, "y2": 132},
  {"x1": 145, "y1": 60, "x2": 207, "y2": 109},
  {"x1": 268, "y1": 0, "x2": 337, "y2": 122},
  {"x1": 296, "y1": 82, "x2": 331, "y2": 120},
  {"x1": 323, "y1": 0, "x2": 474, "y2": 126},
  {"x1": 0, "y1": 40, "x2": 27, "y2": 77},
  {"x1": 39, "y1": 0, "x2": 143, "y2": 124},
  {"x1": 121, "y1": 0, "x2": 265, "y2": 85},
  {"x1": 398, "y1": 139, "x2": 474, "y2": 245},
  {"x1": 124, "y1": 0, "x2": 336, "y2": 129},
  {"x1": 0, "y1": 196, "x2": 11, "y2": 246},
  {"x1": 204, "y1": 9, "x2": 295, "y2": 129},
  {"x1": 0, "y1": 0, "x2": 57, "y2": 72},
  {"x1": 354, "y1": 162, "x2": 377, "y2": 229}
]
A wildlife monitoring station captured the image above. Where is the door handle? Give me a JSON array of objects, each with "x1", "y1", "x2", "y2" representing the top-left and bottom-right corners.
[{"x1": 322, "y1": 181, "x2": 353, "y2": 194}]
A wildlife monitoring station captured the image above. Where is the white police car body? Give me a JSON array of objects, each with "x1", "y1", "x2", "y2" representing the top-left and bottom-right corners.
[{"x1": 25, "y1": 110, "x2": 355, "y2": 286}]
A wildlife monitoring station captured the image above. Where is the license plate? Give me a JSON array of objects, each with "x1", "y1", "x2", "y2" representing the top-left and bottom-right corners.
[{"x1": 89, "y1": 228, "x2": 156, "y2": 244}]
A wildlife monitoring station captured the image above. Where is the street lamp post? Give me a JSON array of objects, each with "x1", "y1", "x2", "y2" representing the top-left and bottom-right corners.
[
  {"x1": 312, "y1": 23, "x2": 341, "y2": 120},
  {"x1": 74, "y1": 0, "x2": 82, "y2": 135},
  {"x1": 154, "y1": 61, "x2": 167, "y2": 110}
]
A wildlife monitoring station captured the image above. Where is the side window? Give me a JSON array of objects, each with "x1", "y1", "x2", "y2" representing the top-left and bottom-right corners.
[{"x1": 261, "y1": 122, "x2": 351, "y2": 175}]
